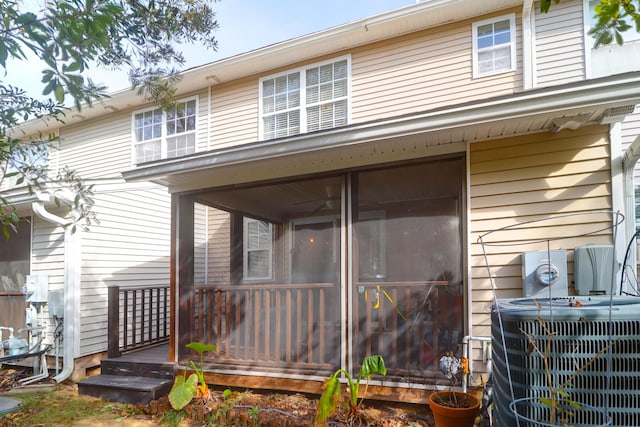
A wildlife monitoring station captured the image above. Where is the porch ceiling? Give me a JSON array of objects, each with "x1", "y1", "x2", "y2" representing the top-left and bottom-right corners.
[{"x1": 122, "y1": 72, "x2": 640, "y2": 193}]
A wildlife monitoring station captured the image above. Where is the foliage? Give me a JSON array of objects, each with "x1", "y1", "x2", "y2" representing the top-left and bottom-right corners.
[
  {"x1": 541, "y1": 0, "x2": 640, "y2": 47},
  {"x1": 0, "y1": 0, "x2": 219, "y2": 236},
  {"x1": 168, "y1": 341, "x2": 217, "y2": 410},
  {"x1": 314, "y1": 354, "x2": 387, "y2": 426}
]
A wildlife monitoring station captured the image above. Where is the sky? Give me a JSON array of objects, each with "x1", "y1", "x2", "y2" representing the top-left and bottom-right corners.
[{"x1": 5, "y1": 0, "x2": 415, "y2": 98}]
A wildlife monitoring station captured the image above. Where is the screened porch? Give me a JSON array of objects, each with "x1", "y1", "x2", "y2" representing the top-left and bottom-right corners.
[{"x1": 175, "y1": 157, "x2": 466, "y2": 385}]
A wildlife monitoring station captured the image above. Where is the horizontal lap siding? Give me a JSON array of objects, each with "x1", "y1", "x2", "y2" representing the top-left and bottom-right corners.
[
  {"x1": 210, "y1": 78, "x2": 258, "y2": 149},
  {"x1": 469, "y1": 125, "x2": 611, "y2": 337},
  {"x1": 207, "y1": 208, "x2": 231, "y2": 285},
  {"x1": 352, "y1": 11, "x2": 523, "y2": 123},
  {"x1": 59, "y1": 111, "x2": 132, "y2": 178},
  {"x1": 79, "y1": 184, "x2": 170, "y2": 356},
  {"x1": 535, "y1": 0, "x2": 585, "y2": 87}
]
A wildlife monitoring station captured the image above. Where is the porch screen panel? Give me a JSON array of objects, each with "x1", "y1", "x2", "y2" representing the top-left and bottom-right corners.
[
  {"x1": 184, "y1": 176, "x2": 343, "y2": 376},
  {"x1": 352, "y1": 158, "x2": 464, "y2": 384}
]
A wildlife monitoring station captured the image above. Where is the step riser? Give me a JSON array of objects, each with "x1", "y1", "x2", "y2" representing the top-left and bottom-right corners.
[
  {"x1": 78, "y1": 382, "x2": 172, "y2": 405},
  {"x1": 78, "y1": 375, "x2": 173, "y2": 405}
]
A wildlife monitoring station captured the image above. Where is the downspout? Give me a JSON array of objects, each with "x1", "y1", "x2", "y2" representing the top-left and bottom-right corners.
[
  {"x1": 622, "y1": 135, "x2": 640, "y2": 294},
  {"x1": 32, "y1": 191, "x2": 78, "y2": 383},
  {"x1": 522, "y1": 0, "x2": 535, "y2": 90}
]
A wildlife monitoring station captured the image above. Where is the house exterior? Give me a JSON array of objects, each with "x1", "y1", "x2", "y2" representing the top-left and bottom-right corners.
[{"x1": 2, "y1": 0, "x2": 640, "y2": 401}]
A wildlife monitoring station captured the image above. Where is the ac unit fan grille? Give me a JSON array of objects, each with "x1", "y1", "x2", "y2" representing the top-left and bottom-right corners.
[{"x1": 492, "y1": 310, "x2": 640, "y2": 426}]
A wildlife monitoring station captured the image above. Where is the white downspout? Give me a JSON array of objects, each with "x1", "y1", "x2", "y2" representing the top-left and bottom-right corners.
[
  {"x1": 622, "y1": 135, "x2": 640, "y2": 295},
  {"x1": 32, "y1": 191, "x2": 78, "y2": 383},
  {"x1": 522, "y1": 0, "x2": 535, "y2": 90}
]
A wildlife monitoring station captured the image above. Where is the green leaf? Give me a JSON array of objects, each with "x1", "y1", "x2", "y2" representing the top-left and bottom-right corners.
[
  {"x1": 360, "y1": 354, "x2": 387, "y2": 378},
  {"x1": 186, "y1": 341, "x2": 216, "y2": 355},
  {"x1": 54, "y1": 84, "x2": 65, "y2": 104},
  {"x1": 168, "y1": 373, "x2": 198, "y2": 410},
  {"x1": 314, "y1": 375, "x2": 341, "y2": 426}
]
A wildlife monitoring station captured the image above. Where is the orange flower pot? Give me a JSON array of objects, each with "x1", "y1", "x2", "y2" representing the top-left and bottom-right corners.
[{"x1": 428, "y1": 391, "x2": 480, "y2": 427}]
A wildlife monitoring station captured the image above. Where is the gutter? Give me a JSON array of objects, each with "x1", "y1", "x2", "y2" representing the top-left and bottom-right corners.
[
  {"x1": 31, "y1": 191, "x2": 78, "y2": 383},
  {"x1": 123, "y1": 72, "x2": 640, "y2": 185}
]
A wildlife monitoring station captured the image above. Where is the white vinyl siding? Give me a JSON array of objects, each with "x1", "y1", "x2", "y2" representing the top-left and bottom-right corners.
[
  {"x1": 259, "y1": 56, "x2": 350, "y2": 140},
  {"x1": 472, "y1": 14, "x2": 516, "y2": 78},
  {"x1": 133, "y1": 97, "x2": 198, "y2": 164},
  {"x1": 207, "y1": 208, "x2": 231, "y2": 284},
  {"x1": 469, "y1": 125, "x2": 611, "y2": 339},
  {"x1": 59, "y1": 111, "x2": 132, "y2": 179},
  {"x1": 534, "y1": 0, "x2": 585, "y2": 86},
  {"x1": 78, "y1": 183, "x2": 171, "y2": 356}
]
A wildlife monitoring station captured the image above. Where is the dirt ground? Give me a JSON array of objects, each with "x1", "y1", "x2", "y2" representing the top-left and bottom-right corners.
[{"x1": 1, "y1": 368, "x2": 437, "y2": 426}]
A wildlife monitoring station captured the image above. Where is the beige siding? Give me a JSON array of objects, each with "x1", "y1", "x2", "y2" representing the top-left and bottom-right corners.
[
  {"x1": 194, "y1": 203, "x2": 208, "y2": 284},
  {"x1": 209, "y1": 78, "x2": 259, "y2": 149},
  {"x1": 352, "y1": 11, "x2": 523, "y2": 123},
  {"x1": 469, "y1": 125, "x2": 612, "y2": 338},
  {"x1": 78, "y1": 183, "x2": 170, "y2": 356},
  {"x1": 207, "y1": 208, "x2": 231, "y2": 284},
  {"x1": 534, "y1": 0, "x2": 585, "y2": 87}
]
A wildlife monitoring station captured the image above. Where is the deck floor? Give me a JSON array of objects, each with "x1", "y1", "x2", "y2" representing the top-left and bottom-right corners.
[{"x1": 118, "y1": 343, "x2": 170, "y2": 363}]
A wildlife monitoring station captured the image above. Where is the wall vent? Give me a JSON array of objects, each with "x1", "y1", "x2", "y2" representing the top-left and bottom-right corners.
[
  {"x1": 600, "y1": 105, "x2": 636, "y2": 124},
  {"x1": 492, "y1": 297, "x2": 640, "y2": 426}
]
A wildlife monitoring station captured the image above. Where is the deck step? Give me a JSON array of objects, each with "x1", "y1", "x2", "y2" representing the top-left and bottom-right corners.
[{"x1": 77, "y1": 374, "x2": 173, "y2": 404}]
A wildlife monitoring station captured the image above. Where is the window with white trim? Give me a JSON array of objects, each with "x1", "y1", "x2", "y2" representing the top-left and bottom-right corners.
[
  {"x1": 243, "y1": 218, "x2": 273, "y2": 280},
  {"x1": 260, "y1": 57, "x2": 349, "y2": 140},
  {"x1": 472, "y1": 14, "x2": 516, "y2": 77},
  {"x1": 133, "y1": 98, "x2": 197, "y2": 164}
]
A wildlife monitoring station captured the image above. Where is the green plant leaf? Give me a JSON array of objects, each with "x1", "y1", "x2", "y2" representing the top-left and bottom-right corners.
[
  {"x1": 168, "y1": 373, "x2": 198, "y2": 410},
  {"x1": 186, "y1": 341, "x2": 217, "y2": 354},
  {"x1": 360, "y1": 354, "x2": 387, "y2": 378},
  {"x1": 314, "y1": 375, "x2": 341, "y2": 426}
]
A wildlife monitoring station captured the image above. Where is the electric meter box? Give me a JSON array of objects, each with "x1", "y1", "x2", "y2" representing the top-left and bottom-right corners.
[{"x1": 521, "y1": 250, "x2": 568, "y2": 298}]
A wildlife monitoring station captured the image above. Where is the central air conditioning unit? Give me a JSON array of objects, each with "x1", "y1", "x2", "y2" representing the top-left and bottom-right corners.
[{"x1": 492, "y1": 297, "x2": 640, "y2": 427}]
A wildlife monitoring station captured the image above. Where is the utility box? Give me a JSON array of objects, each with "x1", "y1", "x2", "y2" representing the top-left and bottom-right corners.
[
  {"x1": 521, "y1": 250, "x2": 568, "y2": 298},
  {"x1": 48, "y1": 289, "x2": 64, "y2": 318},
  {"x1": 574, "y1": 244, "x2": 615, "y2": 295}
]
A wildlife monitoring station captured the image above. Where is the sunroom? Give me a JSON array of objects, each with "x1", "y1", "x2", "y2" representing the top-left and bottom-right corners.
[{"x1": 173, "y1": 155, "x2": 466, "y2": 388}]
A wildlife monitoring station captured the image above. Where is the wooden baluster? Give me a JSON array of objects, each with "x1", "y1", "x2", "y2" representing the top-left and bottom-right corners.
[
  {"x1": 275, "y1": 290, "x2": 281, "y2": 361},
  {"x1": 254, "y1": 290, "x2": 261, "y2": 361},
  {"x1": 391, "y1": 288, "x2": 398, "y2": 367},
  {"x1": 264, "y1": 290, "x2": 271, "y2": 361},
  {"x1": 307, "y1": 289, "x2": 313, "y2": 363},
  {"x1": 225, "y1": 290, "x2": 231, "y2": 358},
  {"x1": 319, "y1": 288, "x2": 325, "y2": 364},
  {"x1": 285, "y1": 289, "x2": 292, "y2": 363},
  {"x1": 296, "y1": 290, "x2": 302, "y2": 362}
]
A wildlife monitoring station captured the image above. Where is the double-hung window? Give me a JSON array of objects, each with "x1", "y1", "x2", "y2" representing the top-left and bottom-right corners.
[
  {"x1": 244, "y1": 218, "x2": 273, "y2": 280},
  {"x1": 472, "y1": 14, "x2": 516, "y2": 77},
  {"x1": 133, "y1": 98, "x2": 197, "y2": 164},
  {"x1": 260, "y1": 56, "x2": 350, "y2": 140}
]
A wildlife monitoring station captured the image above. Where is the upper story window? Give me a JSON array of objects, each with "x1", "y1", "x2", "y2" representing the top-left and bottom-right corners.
[
  {"x1": 4, "y1": 143, "x2": 49, "y2": 188},
  {"x1": 472, "y1": 14, "x2": 516, "y2": 78},
  {"x1": 244, "y1": 218, "x2": 273, "y2": 280},
  {"x1": 259, "y1": 56, "x2": 350, "y2": 140},
  {"x1": 133, "y1": 98, "x2": 197, "y2": 164}
]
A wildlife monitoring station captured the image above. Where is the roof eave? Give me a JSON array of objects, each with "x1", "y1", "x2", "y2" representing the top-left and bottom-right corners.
[{"x1": 122, "y1": 72, "x2": 640, "y2": 189}]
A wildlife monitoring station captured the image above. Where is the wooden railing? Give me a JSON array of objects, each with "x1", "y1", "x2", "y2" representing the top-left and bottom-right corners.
[
  {"x1": 108, "y1": 285, "x2": 170, "y2": 358},
  {"x1": 353, "y1": 281, "x2": 451, "y2": 376},
  {"x1": 184, "y1": 283, "x2": 340, "y2": 374}
]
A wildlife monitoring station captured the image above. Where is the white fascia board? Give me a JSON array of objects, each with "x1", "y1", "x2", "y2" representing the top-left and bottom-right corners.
[{"x1": 122, "y1": 72, "x2": 640, "y2": 186}]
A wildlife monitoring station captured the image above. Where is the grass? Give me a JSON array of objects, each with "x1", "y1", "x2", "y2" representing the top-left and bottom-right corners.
[{"x1": 0, "y1": 383, "x2": 145, "y2": 427}]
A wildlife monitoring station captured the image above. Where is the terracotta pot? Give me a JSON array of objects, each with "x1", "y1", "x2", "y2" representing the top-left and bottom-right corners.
[{"x1": 428, "y1": 391, "x2": 480, "y2": 427}]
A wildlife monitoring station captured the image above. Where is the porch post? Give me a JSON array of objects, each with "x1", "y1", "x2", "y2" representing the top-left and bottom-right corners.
[{"x1": 175, "y1": 193, "x2": 195, "y2": 362}]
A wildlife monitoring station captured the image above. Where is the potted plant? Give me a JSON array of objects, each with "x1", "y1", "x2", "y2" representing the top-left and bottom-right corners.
[{"x1": 428, "y1": 353, "x2": 480, "y2": 427}]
